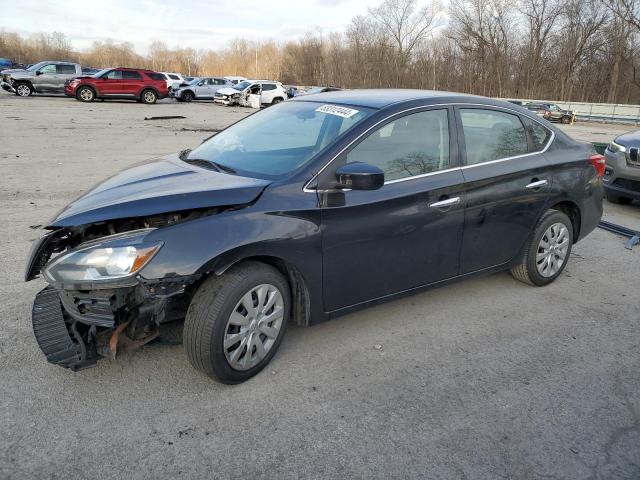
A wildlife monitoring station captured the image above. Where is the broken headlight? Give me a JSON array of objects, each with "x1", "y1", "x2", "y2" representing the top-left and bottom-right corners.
[
  {"x1": 43, "y1": 230, "x2": 162, "y2": 283},
  {"x1": 608, "y1": 141, "x2": 626, "y2": 154}
]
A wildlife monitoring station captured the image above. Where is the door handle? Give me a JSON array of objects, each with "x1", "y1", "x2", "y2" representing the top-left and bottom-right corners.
[
  {"x1": 429, "y1": 197, "x2": 461, "y2": 208},
  {"x1": 525, "y1": 179, "x2": 548, "y2": 189}
]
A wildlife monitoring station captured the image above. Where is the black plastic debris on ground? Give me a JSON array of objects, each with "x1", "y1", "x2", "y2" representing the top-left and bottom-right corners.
[{"x1": 144, "y1": 116, "x2": 186, "y2": 120}]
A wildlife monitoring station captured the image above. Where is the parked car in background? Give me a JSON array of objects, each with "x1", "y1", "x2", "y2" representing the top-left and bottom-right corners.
[
  {"x1": 604, "y1": 131, "x2": 640, "y2": 204},
  {"x1": 0, "y1": 58, "x2": 12, "y2": 68},
  {"x1": 25, "y1": 90, "x2": 603, "y2": 383},
  {"x1": 224, "y1": 76, "x2": 247, "y2": 85},
  {"x1": 161, "y1": 72, "x2": 185, "y2": 90},
  {"x1": 214, "y1": 80, "x2": 287, "y2": 106},
  {"x1": 81, "y1": 67, "x2": 102, "y2": 76},
  {"x1": 298, "y1": 86, "x2": 342, "y2": 96},
  {"x1": 65, "y1": 68, "x2": 169, "y2": 104},
  {"x1": 525, "y1": 102, "x2": 575, "y2": 124},
  {"x1": 1, "y1": 61, "x2": 82, "y2": 96},
  {"x1": 173, "y1": 77, "x2": 232, "y2": 102}
]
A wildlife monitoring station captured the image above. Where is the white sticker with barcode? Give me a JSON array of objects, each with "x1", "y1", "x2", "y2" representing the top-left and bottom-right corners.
[{"x1": 315, "y1": 104, "x2": 359, "y2": 118}]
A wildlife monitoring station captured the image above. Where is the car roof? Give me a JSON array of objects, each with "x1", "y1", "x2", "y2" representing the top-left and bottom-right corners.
[{"x1": 289, "y1": 89, "x2": 525, "y2": 110}]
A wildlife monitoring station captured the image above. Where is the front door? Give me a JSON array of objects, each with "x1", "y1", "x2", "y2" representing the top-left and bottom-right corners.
[
  {"x1": 97, "y1": 69, "x2": 123, "y2": 95},
  {"x1": 320, "y1": 107, "x2": 465, "y2": 312},
  {"x1": 34, "y1": 64, "x2": 57, "y2": 91},
  {"x1": 455, "y1": 107, "x2": 556, "y2": 273}
]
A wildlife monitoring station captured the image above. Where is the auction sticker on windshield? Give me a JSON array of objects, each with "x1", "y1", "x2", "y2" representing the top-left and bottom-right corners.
[{"x1": 315, "y1": 104, "x2": 359, "y2": 118}]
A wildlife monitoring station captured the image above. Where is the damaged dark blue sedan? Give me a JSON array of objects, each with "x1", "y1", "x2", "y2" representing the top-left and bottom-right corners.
[{"x1": 26, "y1": 90, "x2": 604, "y2": 383}]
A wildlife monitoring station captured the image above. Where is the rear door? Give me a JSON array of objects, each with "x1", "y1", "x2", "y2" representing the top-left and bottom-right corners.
[
  {"x1": 54, "y1": 64, "x2": 77, "y2": 90},
  {"x1": 120, "y1": 70, "x2": 143, "y2": 96},
  {"x1": 320, "y1": 107, "x2": 466, "y2": 312},
  {"x1": 456, "y1": 106, "x2": 555, "y2": 273}
]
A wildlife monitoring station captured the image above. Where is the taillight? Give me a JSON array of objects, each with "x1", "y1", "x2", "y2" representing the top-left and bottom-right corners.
[{"x1": 590, "y1": 154, "x2": 606, "y2": 177}]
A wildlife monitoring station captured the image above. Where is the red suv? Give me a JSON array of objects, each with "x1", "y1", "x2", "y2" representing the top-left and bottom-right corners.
[{"x1": 65, "y1": 68, "x2": 169, "y2": 104}]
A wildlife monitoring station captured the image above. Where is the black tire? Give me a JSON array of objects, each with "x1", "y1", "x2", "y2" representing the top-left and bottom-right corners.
[
  {"x1": 140, "y1": 89, "x2": 158, "y2": 104},
  {"x1": 76, "y1": 86, "x2": 95, "y2": 102},
  {"x1": 184, "y1": 262, "x2": 290, "y2": 384},
  {"x1": 561, "y1": 116, "x2": 571, "y2": 124},
  {"x1": 605, "y1": 190, "x2": 632, "y2": 204},
  {"x1": 510, "y1": 209, "x2": 573, "y2": 286},
  {"x1": 182, "y1": 90, "x2": 194, "y2": 102},
  {"x1": 14, "y1": 82, "x2": 33, "y2": 97},
  {"x1": 271, "y1": 97, "x2": 284, "y2": 104}
]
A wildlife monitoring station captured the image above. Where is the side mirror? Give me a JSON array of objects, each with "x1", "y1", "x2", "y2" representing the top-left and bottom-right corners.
[
  {"x1": 335, "y1": 162, "x2": 384, "y2": 190},
  {"x1": 36, "y1": 70, "x2": 43, "y2": 76}
]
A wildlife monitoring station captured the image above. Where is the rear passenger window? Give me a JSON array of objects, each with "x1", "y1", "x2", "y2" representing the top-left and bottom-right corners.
[
  {"x1": 123, "y1": 71, "x2": 142, "y2": 80},
  {"x1": 524, "y1": 119, "x2": 552, "y2": 152},
  {"x1": 168, "y1": 74, "x2": 180, "y2": 80},
  {"x1": 262, "y1": 84, "x2": 276, "y2": 91},
  {"x1": 460, "y1": 109, "x2": 528, "y2": 165},
  {"x1": 346, "y1": 109, "x2": 450, "y2": 182},
  {"x1": 56, "y1": 64, "x2": 76, "y2": 74}
]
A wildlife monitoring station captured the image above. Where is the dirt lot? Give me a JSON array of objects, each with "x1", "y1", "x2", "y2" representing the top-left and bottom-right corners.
[{"x1": 1, "y1": 94, "x2": 639, "y2": 480}]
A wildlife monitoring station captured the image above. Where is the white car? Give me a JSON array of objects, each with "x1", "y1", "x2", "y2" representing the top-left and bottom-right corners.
[
  {"x1": 161, "y1": 72, "x2": 185, "y2": 90},
  {"x1": 214, "y1": 80, "x2": 288, "y2": 107}
]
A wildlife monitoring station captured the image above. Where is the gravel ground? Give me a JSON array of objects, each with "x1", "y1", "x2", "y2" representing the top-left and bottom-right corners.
[{"x1": 0, "y1": 94, "x2": 639, "y2": 480}]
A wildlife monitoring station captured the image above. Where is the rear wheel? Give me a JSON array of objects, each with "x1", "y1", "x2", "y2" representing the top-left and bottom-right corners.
[
  {"x1": 605, "y1": 190, "x2": 632, "y2": 204},
  {"x1": 511, "y1": 210, "x2": 573, "y2": 286},
  {"x1": 271, "y1": 97, "x2": 284, "y2": 104},
  {"x1": 184, "y1": 262, "x2": 290, "y2": 384},
  {"x1": 76, "y1": 86, "x2": 95, "y2": 102},
  {"x1": 15, "y1": 82, "x2": 33, "y2": 97},
  {"x1": 141, "y1": 89, "x2": 157, "y2": 104}
]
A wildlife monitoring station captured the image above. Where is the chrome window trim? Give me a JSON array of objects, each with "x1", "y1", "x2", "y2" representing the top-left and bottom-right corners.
[{"x1": 303, "y1": 102, "x2": 555, "y2": 193}]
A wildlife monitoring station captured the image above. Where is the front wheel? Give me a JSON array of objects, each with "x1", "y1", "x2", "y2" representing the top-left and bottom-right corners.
[
  {"x1": 76, "y1": 86, "x2": 95, "y2": 102},
  {"x1": 182, "y1": 90, "x2": 194, "y2": 102},
  {"x1": 141, "y1": 89, "x2": 157, "y2": 104},
  {"x1": 511, "y1": 210, "x2": 573, "y2": 286},
  {"x1": 15, "y1": 82, "x2": 33, "y2": 97},
  {"x1": 561, "y1": 116, "x2": 572, "y2": 124},
  {"x1": 184, "y1": 262, "x2": 290, "y2": 384}
]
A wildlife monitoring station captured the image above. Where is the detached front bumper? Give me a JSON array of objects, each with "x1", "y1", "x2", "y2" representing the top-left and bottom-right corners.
[
  {"x1": 1, "y1": 80, "x2": 15, "y2": 93},
  {"x1": 30, "y1": 280, "x2": 190, "y2": 371}
]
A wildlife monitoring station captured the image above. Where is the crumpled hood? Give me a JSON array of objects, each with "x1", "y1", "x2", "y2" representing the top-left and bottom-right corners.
[
  {"x1": 1, "y1": 68, "x2": 29, "y2": 76},
  {"x1": 48, "y1": 154, "x2": 271, "y2": 227},
  {"x1": 216, "y1": 87, "x2": 241, "y2": 96}
]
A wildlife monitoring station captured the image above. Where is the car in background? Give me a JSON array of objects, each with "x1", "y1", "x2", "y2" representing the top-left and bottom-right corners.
[
  {"x1": 214, "y1": 80, "x2": 287, "y2": 106},
  {"x1": 298, "y1": 86, "x2": 342, "y2": 96},
  {"x1": 604, "y1": 131, "x2": 640, "y2": 204},
  {"x1": 224, "y1": 76, "x2": 247, "y2": 85},
  {"x1": 1, "y1": 61, "x2": 83, "y2": 96},
  {"x1": 173, "y1": 77, "x2": 232, "y2": 102},
  {"x1": 81, "y1": 67, "x2": 102, "y2": 76},
  {"x1": 65, "y1": 68, "x2": 169, "y2": 104},
  {"x1": 25, "y1": 90, "x2": 603, "y2": 383},
  {"x1": 159, "y1": 72, "x2": 185, "y2": 90},
  {"x1": 525, "y1": 102, "x2": 575, "y2": 124}
]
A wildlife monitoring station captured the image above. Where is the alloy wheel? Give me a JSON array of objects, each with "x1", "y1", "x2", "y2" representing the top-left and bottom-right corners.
[
  {"x1": 79, "y1": 88, "x2": 93, "y2": 101},
  {"x1": 536, "y1": 222, "x2": 570, "y2": 277},
  {"x1": 16, "y1": 84, "x2": 31, "y2": 96},
  {"x1": 223, "y1": 283, "x2": 284, "y2": 371},
  {"x1": 143, "y1": 91, "x2": 156, "y2": 103}
]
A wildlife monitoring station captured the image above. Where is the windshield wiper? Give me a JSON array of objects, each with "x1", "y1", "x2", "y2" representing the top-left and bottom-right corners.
[{"x1": 179, "y1": 152, "x2": 237, "y2": 175}]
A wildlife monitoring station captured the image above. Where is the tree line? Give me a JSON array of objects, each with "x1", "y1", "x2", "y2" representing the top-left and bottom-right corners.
[{"x1": 2, "y1": 0, "x2": 640, "y2": 104}]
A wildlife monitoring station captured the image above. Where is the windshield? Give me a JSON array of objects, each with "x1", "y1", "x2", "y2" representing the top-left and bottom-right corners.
[
  {"x1": 187, "y1": 101, "x2": 374, "y2": 179},
  {"x1": 234, "y1": 80, "x2": 252, "y2": 91},
  {"x1": 26, "y1": 61, "x2": 48, "y2": 72},
  {"x1": 188, "y1": 77, "x2": 201, "y2": 85}
]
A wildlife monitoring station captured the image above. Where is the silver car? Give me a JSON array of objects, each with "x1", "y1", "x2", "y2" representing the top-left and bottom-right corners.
[
  {"x1": 1, "y1": 61, "x2": 82, "y2": 96},
  {"x1": 172, "y1": 77, "x2": 231, "y2": 102},
  {"x1": 604, "y1": 131, "x2": 640, "y2": 204}
]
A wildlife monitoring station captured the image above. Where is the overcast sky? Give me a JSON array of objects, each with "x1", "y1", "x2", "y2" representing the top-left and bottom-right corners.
[{"x1": 2, "y1": 0, "x2": 384, "y2": 53}]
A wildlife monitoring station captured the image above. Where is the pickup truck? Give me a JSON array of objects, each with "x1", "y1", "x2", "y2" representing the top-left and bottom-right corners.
[{"x1": 1, "y1": 61, "x2": 83, "y2": 96}]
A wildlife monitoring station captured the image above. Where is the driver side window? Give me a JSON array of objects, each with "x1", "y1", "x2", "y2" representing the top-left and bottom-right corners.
[{"x1": 346, "y1": 109, "x2": 450, "y2": 182}]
